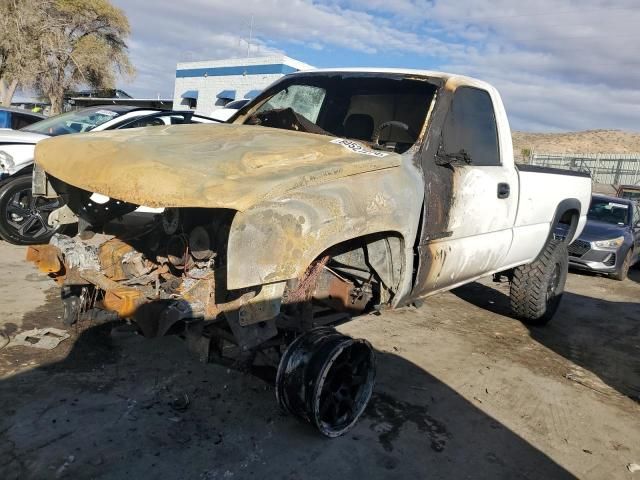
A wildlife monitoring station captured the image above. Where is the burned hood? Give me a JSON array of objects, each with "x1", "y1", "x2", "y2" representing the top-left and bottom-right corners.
[{"x1": 35, "y1": 123, "x2": 401, "y2": 211}]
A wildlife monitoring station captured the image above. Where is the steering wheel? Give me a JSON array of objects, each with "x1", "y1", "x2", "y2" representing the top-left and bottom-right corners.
[{"x1": 372, "y1": 121, "x2": 417, "y2": 146}]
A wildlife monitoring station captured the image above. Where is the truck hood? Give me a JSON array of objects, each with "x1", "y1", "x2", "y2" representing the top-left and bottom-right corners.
[
  {"x1": 0, "y1": 129, "x2": 49, "y2": 145},
  {"x1": 35, "y1": 123, "x2": 401, "y2": 211}
]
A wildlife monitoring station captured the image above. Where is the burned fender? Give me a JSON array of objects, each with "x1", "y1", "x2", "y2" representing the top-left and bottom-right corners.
[{"x1": 225, "y1": 166, "x2": 424, "y2": 291}]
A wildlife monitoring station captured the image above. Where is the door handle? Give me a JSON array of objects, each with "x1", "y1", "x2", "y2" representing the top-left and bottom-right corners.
[{"x1": 497, "y1": 183, "x2": 510, "y2": 199}]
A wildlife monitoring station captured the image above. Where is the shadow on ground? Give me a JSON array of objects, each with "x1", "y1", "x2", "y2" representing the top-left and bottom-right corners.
[
  {"x1": 452, "y1": 279, "x2": 640, "y2": 403},
  {"x1": 0, "y1": 317, "x2": 573, "y2": 479}
]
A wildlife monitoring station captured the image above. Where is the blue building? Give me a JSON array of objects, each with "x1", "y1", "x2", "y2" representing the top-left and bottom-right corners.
[{"x1": 173, "y1": 55, "x2": 313, "y2": 116}]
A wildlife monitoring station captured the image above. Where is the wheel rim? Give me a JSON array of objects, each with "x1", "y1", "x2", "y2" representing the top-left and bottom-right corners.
[
  {"x1": 276, "y1": 327, "x2": 376, "y2": 437},
  {"x1": 315, "y1": 341, "x2": 373, "y2": 431},
  {"x1": 5, "y1": 186, "x2": 61, "y2": 241},
  {"x1": 546, "y1": 263, "x2": 561, "y2": 303}
]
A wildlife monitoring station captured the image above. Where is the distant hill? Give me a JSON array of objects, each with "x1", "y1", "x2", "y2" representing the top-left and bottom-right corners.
[{"x1": 512, "y1": 130, "x2": 640, "y2": 157}]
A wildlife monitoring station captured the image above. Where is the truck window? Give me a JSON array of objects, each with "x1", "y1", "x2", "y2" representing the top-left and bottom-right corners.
[
  {"x1": 442, "y1": 87, "x2": 500, "y2": 166},
  {"x1": 256, "y1": 85, "x2": 326, "y2": 124}
]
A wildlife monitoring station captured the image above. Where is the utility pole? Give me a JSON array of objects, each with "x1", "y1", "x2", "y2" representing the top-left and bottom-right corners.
[{"x1": 246, "y1": 15, "x2": 254, "y2": 58}]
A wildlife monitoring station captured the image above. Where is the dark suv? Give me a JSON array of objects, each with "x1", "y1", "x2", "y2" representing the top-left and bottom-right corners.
[{"x1": 562, "y1": 194, "x2": 640, "y2": 280}]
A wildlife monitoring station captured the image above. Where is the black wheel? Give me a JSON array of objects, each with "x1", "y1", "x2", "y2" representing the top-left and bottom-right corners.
[
  {"x1": 610, "y1": 249, "x2": 632, "y2": 281},
  {"x1": 510, "y1": 239, "x2": 568, "y2": 326},
  {"x1": 276, "y1": 327, "x2": 376, "y2": 437},
  {"x1": 0, "y1": 175, "x2": 64, "y2": 245}
]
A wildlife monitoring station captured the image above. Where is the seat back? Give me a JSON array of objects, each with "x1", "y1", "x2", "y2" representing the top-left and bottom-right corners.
[{"x1": 343, "y1": 114, "x2": 374, "y2": 141}]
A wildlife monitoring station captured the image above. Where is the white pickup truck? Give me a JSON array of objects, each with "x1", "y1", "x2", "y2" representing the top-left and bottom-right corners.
[{"x1": 30, "y1": 69, "x2": 592, "y2": 437}]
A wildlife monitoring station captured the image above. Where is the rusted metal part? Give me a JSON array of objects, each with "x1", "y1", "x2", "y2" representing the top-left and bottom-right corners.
[
  {"x1": 102, "y1": 287, "x2": 146, "y2": 318},
  {"x1": 98, "y1": 238, "x2": 136, "y2": 280},
  {"x1": 26, "y1": 245, "x2": 62, "y2": 274},
  {"x1": 57, "y1": 267, "x2": 87, "y2": 286},
  {"x1": 166, "y1": 234, "x2": 194, "y2": 270},
  {"x1": 50, "y1": 234, "x2": 100, "y2": 270},
  {"x1": 227, "y1": 311, "x2": 278, "y2": 350},
  {"x1": 78, "y1": 269, "x2": 120, "y2": 291},
  {"x1": 311, "y1": 268, "x2": 371, "y2": 313},
  {"x1": 179, "y1": 276, "x2": 219, "y2": 318},
  {"x1": 237, "y1": 281, "x2": 286, "y2": 326},
  {"x1": 285, "y1": 256, "x2": 329, "y2": 304}
]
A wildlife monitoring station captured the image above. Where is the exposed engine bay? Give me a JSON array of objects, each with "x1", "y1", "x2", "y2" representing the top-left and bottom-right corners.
[
  {"x1": 28, "y1": 206, "x2": 401, "y2": 355},
  {"x1": 27, "y1": 206, "x2": 401, "y2": 435}
]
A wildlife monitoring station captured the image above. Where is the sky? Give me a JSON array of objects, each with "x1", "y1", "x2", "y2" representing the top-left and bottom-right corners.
[{"x1": 110, "y1": 0, "x2": 640, "y2": 132}]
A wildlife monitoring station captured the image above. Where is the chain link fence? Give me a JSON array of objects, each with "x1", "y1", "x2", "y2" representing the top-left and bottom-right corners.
[{"x1": 526, "y1": 153, "x2": 640, "y2": 186}]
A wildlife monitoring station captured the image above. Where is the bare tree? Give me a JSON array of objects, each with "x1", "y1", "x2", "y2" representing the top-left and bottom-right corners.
[
  {"x1": 0, "y1": 0, "x2": 134, "y2": 112},
  {"x1": 36, "y1": 0, "x2": 135, "y2": 114},
  {"x1": 0, "y1": 0, "x2": 45, "y2": 105}
]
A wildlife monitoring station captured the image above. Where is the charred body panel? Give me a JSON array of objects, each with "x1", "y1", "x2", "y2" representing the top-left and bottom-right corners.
[
  {"x1": 226, "y1": 164, "x2": 422, "y2": 292},
  {"x1": 34, "y1": 124, "x2": 403, "y2": 211}
]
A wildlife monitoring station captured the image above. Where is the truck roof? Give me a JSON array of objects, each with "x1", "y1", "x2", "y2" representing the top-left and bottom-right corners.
[{"x1": 293, "y1": 68, "x2": 493, "y2": 91}]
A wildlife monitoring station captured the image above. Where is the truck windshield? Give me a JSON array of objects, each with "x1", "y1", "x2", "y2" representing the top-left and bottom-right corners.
[
  {"x1": 244, "y1": 74, "x2": 437, "y2": 154},
  {"x1": 587, "y1": 198, "x2": 630, "y2": 226}
]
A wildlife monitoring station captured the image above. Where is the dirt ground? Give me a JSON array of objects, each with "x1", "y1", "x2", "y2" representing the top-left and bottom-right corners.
[
  {"x1": 512, "y1": 130, "x2": 640, "y2": 155},
  {"x1": 0, "y1": 241, "x2": 639, "y2": 480}
]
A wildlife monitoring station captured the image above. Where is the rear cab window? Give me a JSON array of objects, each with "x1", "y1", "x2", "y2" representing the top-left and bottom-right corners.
[{"x1": 441, "y1": 86, "x2": 500, "y2": 166}]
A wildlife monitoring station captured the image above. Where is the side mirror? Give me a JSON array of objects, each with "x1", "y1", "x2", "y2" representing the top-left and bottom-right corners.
[{"x1": 435, "y1": 145, "x2": 472, "y2": 166}]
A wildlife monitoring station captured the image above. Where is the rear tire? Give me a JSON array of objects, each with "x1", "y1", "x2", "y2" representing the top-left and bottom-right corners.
[
  {"x1": 610, "y1": 249, "x2": 632, "y2": 281},
  {"x1": 510, "y1": 239, "x2": 568, "y2": 326}
]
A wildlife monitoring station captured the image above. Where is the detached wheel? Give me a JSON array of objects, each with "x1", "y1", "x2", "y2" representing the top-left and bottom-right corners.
[
  {"x1": 610, "y1": 249, "x2": 632, "y2": 281},
  {"x1": 276, "y1": 327, "x2": 375, "y2": 437},
  {"x1": 0, "y1": 175, "x2": 64, "y2": 245},
  {"x1": 510, "y1": 239, "x2": 568, "y2": 325}
]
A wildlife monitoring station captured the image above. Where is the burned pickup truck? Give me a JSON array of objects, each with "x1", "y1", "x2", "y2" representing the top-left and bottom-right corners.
[{"x1": 28, "y1": 69, "x2": 592, "y2": 436}]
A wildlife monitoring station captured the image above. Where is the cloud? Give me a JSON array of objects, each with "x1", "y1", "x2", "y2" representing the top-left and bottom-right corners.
[{"x1": 111, "y1": 0, "x2": 640, "y2": 132}]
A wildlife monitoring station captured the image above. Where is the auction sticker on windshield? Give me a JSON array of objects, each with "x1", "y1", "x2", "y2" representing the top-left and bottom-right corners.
[
  {"x1": 330, "y1": 138, "x2": 389, "y2": 157},
  {"x1": 95, "y1": 110, "x2": 119, "y2": 117},
  {"x1": 608, "y1": 203, "x2": 628, "y2": 209}
]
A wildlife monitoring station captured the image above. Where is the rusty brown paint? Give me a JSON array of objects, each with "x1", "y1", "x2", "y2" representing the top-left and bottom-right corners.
[
  {"x1": 225, "y1": 160, "x2": 424, "y2": 289},
  {"x1": 98, "y1": 239, "x2": 136, "y2": 281},
  {"x1": 103, "y1": 287, "x2": 147, "y2": 318},
  {"x1": 26, "y1": 245, "x2": 62, "y2": 274},
  {"x1": 35, "y1": 124, "x2": 401, "y2": 211}
]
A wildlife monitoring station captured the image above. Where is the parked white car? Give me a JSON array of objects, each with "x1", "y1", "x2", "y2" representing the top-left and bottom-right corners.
[
  {"x1": 0, "y1": 106, "x2": 216, "y2": 244},
  {"x1": 209, "y1": 99, "x2": 251, "y2": 121}
]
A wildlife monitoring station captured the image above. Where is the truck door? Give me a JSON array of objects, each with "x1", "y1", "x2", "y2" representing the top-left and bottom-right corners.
[{"x1": 413, "y1": 85, "x2": 518, "y2": 296}]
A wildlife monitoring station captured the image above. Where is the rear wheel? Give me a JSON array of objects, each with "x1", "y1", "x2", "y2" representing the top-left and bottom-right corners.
[
  {"x1": 610, "y1": 249, "x2": 632, "y2": 281},
  {"x1": 0, "y1": 175, "x2": 64, "y2": 245},
  {"x1": 510, "y1": 239, "x2": 568, "y2": 325}
]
